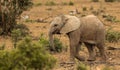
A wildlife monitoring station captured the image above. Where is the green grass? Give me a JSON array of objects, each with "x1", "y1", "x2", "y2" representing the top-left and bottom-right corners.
[{"x1": 45, "y1": 1, "x2": 57, "y2": 6}]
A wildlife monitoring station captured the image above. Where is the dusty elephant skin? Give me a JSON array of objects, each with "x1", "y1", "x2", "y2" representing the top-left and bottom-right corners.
[{"x1": 49, "y1": 15, "x2": 106, "y2": 62}]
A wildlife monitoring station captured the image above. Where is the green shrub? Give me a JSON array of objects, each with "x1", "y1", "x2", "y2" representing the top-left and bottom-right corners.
[
  {"x1": 0, "y1": 44, "x2": 5, "y2": 50},
  {"x1": 106, "y1": 30, "x2": 120, "y2": 42},
  {"x1": 104, "y1": 15, "x2": 116, "y2": 22},
  {"x1": 69, "y1": 1, "x2": 74, "y2": 6},
  {"x1": 11, "y1": 29, "x2": 21, "y2": 48},
  {"x1": 0, "y1": 0, "x2": 33, "y2": 35},
  {"x1": 13, "y1": 24, "x2": 29, "y2": 37},
  {"x1": 54, "y1": 38, "x2": 65, "y2": 52},
  {"x1": 82, "y1": 7, "x2": 87, "y2": 11},
  {"x1": 11, "y1": 24, "x2": 29, "y2": 48},
  {"x1": 39, "y1": 34, "x2": 66, "y2": 52},
  {"x1": 45, "y1": 1, "x2": 57, "y2": 6},
  {"x1": 105, "y1": 0, "x2": 116, "y2": 2},
  {"x1": 92, "y1": 0, "x2": 99, "y2": 2},
  {"x1": 77, "y1": 63, "x2": 89, "y2": 70},
  {"x1": 0, "y1": 37, "x2": 56, "y2": 70}
]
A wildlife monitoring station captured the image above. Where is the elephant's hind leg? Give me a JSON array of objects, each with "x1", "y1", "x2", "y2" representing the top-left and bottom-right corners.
[
  {"x1": 96, "y1": 44, "x2": 106, "y2": 61},
  {"x1": 84, "y1": 42, "x2": 96, "y2": 61}
]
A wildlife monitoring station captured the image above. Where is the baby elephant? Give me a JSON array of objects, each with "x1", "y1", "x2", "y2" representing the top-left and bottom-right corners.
[{"x1": 49, "y1": 15, "x2": 106, "y2": 61}]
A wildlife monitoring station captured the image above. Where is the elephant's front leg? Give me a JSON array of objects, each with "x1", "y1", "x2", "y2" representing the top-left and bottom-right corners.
[
  {"x1": 69, "y1": 37, "x2": 85, "y2": 62},
  {"x1": 75, "y1": 43, "x2": 85, "y2": 61}
]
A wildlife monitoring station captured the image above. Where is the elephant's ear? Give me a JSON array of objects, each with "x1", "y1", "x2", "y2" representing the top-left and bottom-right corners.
[{"x1": 60, "y1": 15, "x2": 81, "y2": 34}]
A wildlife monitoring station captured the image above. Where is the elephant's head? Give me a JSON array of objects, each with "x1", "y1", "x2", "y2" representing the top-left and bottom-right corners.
[{"x1": 49, "y1": 15, "x2": 81, "y2": 50}]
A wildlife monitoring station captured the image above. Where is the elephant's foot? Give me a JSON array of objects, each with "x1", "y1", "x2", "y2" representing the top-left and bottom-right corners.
[
  {"x1": 87, "y1": 57, "x2": 96, "y2": 61},
  {"x1": 101, "y1": 55, "x2": 107, "y2": 62},
  {"x1": 75, "y1": 55, "x2": 85, "y2": 61}
]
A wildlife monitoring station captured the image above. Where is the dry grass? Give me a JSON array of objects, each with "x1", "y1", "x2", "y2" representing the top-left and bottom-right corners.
[{"x1": 1, "y1": 0, "x2": 120, "y2": 70}]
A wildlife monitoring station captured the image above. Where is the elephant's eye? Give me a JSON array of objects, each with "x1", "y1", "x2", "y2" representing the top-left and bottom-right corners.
[{"x1": 54, "y1": 24, "x2": 58, "y2": 27}]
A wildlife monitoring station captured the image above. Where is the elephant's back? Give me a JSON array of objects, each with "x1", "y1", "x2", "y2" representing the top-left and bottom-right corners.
[
  {"x1": 80, "y1": 15, "x2": 105, "y2": 44},
  {"x1": 80, "y1": 15, "x2": 104, "y2": 31}
]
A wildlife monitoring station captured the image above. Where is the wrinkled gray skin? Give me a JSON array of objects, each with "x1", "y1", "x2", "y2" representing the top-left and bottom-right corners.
[{"x1": 49, "y1": 15, "x2": 106, "y2": 61}]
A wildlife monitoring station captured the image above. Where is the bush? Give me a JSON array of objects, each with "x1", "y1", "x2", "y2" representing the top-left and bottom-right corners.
[
  {"x1": 39, "y1": 34, "x2": 66, "y2": 52},
  {"x1": 14, "y1": 24, "x2": 29, "y2": 37},
  {"x1": 61, "y1": 2, "x2": 68, "y2": 6},
  {"x1": 11, "y1": 24, "x2": 29, "y2": 48},
  {"x1": 45, "y1": 1, "x2": 57, "y2": 6},
  {"x1": 69, "y1": 1, "x2": 74, "y2": 6},
  {"x1": 0, "y1": 0, "x2": 33, "y2": 35},
  {"x1": 105, "y1": 0, "x2": 116, "y2": 2},
  {"x1": 0, "y1": 37, "x2": 56, "y2": 70},
  {"x1": 92, "y1": 0, "x2": 99, "y2": 2},
  {"x1": 104, "y1": 15, "x2": 116, "y2": 22},
  {"x1": 106, "y1": 30, "x2": 120, "y2": 42},
  {"x1": 82, "y1": 7, "x2": 87, "y2": 11}
]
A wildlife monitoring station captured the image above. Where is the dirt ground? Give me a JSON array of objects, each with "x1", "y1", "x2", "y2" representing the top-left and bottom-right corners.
[{"x1": 1, "y1": 0, "x2": 120, "y2": 70}]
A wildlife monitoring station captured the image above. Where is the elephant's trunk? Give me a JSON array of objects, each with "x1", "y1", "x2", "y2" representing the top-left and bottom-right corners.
[{"x1": 49, "y1": 31, "x2": 55, "y2": 51}]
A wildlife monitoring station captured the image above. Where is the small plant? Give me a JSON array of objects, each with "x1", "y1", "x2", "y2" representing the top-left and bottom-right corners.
[
  {"x1": 54, "y1": 38, "x2": 65, "y2": 52},
  {"x1": 69, "y1": 1, "x2": 74, "y2": 6},
  {"x1": 92, "y1": 0, "x2": 99, "y2": 2},
  {"x1": 81, "y1": 14, "x2": 86, "y2": 17},
  {"x1": 45, "y1": 1, "x2": 57, "y2": 6},
  {"x1": 82, "y1": 7, "x2": 87, "y2": 11},
  {"x1": 35, "y1": 3, "x2": 42, "y2": 6},
  {"x1": 25, "y1": 19, "x2": 35, "y2": 23},
  {"x1": 77, "y1": 63, "x2": 89, "y2": 70},
  {"x1": 104, "y1": 15, "x2": 116, "y2": 22},
  {"x1": 11, "y1": 29, "x2": 22, "y2": 48},
  {"x1": 11, "y1": 24, "x2": 29, "y2": 48},
  {"x1": 106, "y1": 30, "x2": 120, "y2": 43},
  {"x1": 105, "y1": 0, "x2": 115, "y2": 2},
  {"x1": 61, "y1": 2, "x2": 68, "y2": 6},
  {"x1": 39, "y1": 34, "x2": 66, "y2": 52},
  {"x1": 14, "y1": 24, "x2": 29, "y2": 37}
]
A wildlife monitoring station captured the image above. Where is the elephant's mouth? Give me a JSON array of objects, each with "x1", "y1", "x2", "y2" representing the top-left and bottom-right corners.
[{"x1": 53, "y1": 29, "x2": 61, "y2": 34}]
